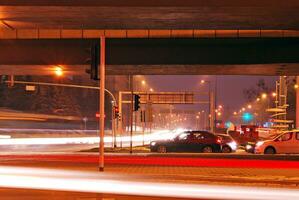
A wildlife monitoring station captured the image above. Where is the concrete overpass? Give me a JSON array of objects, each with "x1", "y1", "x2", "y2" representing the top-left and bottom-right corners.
[
  {"x1": 1, "y1": 37, "x2": 299, "y2": 76},
  {"x1": 0, "y1": 0, "x2": 299, "y2": 76},
  {"x1": 0, "y1": 0, "x2": 299, "y2": 30}
]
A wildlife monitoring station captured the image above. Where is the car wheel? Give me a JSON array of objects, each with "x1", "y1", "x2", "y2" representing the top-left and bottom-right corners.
[
  {"x1": 202, "y1": 146, "x2": 213, "y2": 153},
  {"x1": 264, "y1": 147, "x2": 276, "y2": 154},
  {"x1": 157, "y1": 146, "x2": 167, "y2": 153},
  {"x1": 222, "y1": 146, "x2": 232, "y2": 153}
]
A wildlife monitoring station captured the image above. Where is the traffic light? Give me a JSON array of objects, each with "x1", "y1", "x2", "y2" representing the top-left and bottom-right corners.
[
  {"x1": 85, "y1": 42, "x2": 100, "y2": 80},
  {"x1": 114, "y1": 106, "x2": 119, "y2": 119},
  {"x1": 134, "y1": 94, "x2": 141, "y2": 111}
]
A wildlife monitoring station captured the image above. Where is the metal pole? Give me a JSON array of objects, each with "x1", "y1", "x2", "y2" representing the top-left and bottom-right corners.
[
  {"x1": 118, "y1": 91, "x2": 123, "y2": 148},
  {"x1": 130, "y1": 75, "x2": 134, "y2": 154},
  {"x1": 99, "y1": 36, "x2": 105, "y2": 172},
  {"x1": 214, "y1": 76, "x2": 217, "y2": 132},
  {"x1": 111, "y1": 102, "x2": 115, "y2": 148},
  {"x1": 5, "y1": 80, "x2": 116, "y2": 102},
  {"x1": 296, "y1": 76, "x2": 299, "y2": 128},
  {"x1": 210, "y1": 91, "x2": 215, "y2": 132}
]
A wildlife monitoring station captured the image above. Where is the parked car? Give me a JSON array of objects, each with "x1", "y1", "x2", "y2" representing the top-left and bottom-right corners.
[
  {"x1": 255, "y1": 130, "x2": 299, "y2": 154},
  {"x1": 216, "y1": 134, "x2": 238, "y2": 153},
  {"x1": 245, "y1": 142, "x2": 256, "y2": 153},
  {"x1": 150, "y1": 131, "x2": 222, "y2": 153}
]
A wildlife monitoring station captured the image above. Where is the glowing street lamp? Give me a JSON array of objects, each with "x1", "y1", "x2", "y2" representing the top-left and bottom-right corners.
[
  {"x1": 247, "y1": 104, "x2": 252, "y2": 109},
  {"x1": 141, "y1": 80, "x2": 146, "y2": 85},
  {"x1": 261, "y1": 93, "x2": 267, "y2": 99},
  {"x1": 233, "y1": 111, "x2": 237, "y2": 115},
  {"x1": 242, "y1": 107, "x2": 246, "y2": 111},
  {"x1": 294, "y1": 84, "x2": 299, "y2": 89},
  {"x1": 256, "y1": 97, "x2": 261, "y2": 102},
  {"x1": 149, "y1": 88, "x2": 154, "y2": 92},
  {"x1": 272, "y1": 92, "x2": 277, "y2": 97}
]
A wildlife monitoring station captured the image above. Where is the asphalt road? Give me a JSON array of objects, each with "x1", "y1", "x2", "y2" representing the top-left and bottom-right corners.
[
  {"x1": 0, "y1": 188, "x2": 201, "y2": 200},
  {"x1": 0, "y1": 163, "x2": 299, "y2": 200}
]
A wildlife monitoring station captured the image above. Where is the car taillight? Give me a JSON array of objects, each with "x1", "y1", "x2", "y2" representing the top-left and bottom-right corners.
[{"x1": 216, "y1": 137, "x2": 222, "y2": 144}]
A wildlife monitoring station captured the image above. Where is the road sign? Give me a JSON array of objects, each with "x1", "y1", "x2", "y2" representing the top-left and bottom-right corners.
[{"x1": 25, "y1": 85, "x2": 36, "y2": 91}]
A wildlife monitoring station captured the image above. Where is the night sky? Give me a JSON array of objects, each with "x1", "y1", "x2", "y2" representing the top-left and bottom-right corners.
[{"x1": 144, "y1": 75, "x2": 277, "y2": 111}]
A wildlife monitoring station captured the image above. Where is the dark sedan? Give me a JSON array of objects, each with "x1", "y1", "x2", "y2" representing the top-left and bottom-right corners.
[{"x1": 150, "y1": 131, "x2": 222, "y2": 153}]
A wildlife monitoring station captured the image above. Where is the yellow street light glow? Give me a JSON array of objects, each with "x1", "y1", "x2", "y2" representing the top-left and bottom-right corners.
[
  {"x1": 294, "y1": 84, "x2": 299, "y2": 89},
  {"x1": 272, "y1": 92, "x2": 277, "y2": 97},
  {"x1": 247, "y1": 105, "x2": 252, "y2": 109},
  {"x1": 215, "y1": 109, "x2": 218, "y2": 113},
  {"x1": 149, "y1": 88, "x2": 154, "y2": 92},
  {"x1": 261, "y1": 93, "x2": 267, "y2": 99},
  {"x1": 218, "y1": 105, "x2": 223, "y2": 109},
  {"x1": 242, "y1": 107, "x2": 246, "y2": 111},
  {"x1": 233, "y1": 112, "x2": 237, "y2": 115},
  {"x1": 217, "y1": 112, "x2": 221, "y2": 116},
  {"x1": 54, "y1": 66, "x2": 63, "y2": 76},
  {"x1": 200, "y1": 80, "x2": 205, "y2": 84},
  {"x1": 141, "y1": 80, "x2": 146, "y2": 85},
  {"x1": 256, "y1": 97, "x2": 261, "y2": 102}
]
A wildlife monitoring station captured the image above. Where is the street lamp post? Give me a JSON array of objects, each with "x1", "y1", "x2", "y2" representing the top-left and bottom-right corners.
[{"x1": 200, "y1": 80, "x2": 215, "y2": 132}]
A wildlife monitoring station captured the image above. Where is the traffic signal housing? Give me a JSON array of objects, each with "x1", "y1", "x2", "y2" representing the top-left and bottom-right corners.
[
  {"x1": 85, "y1": 42, "x2": 100, "y2": 80},
  {"x1": 114, "y1": 106, "x2": 119, "y2": 119},
  {"x1": 134, "y1": 94, "x2": 141, "y2": 111}
]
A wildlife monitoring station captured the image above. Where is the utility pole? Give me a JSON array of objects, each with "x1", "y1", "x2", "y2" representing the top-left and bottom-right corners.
[
  {"x1": 296, "y1": 76, "x2": 299, "y2": 128},
  {"x1": 214, "y1": 76, "x2": 218, "y2": 132},
  {"x1": 210, "y1": 91, "x2": 215, "y2": 132},
  {"x1": 99, "y1": 37, "x2": 105, "y2": 172},
  {"x1": 130, "y1": 75, "x2": 134, "y2": 154}
]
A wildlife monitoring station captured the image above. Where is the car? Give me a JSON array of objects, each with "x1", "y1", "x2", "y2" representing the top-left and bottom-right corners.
[
  {"x1": 216, "y1": 134, "x2": 238, "y2": 153},
  {"x1": 245, "y1": 142, "x2": 256, "y2": 153},
  {"x1": 255, "y1": 130, "x2": 299, "y2": 154},
  {"x1": 150, "y1": 131, "x2": 222, "y2": 153}
]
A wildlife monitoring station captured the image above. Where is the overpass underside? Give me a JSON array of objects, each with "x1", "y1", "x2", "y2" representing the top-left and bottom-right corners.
[
  {"x1": 0, "y1": 1, "x2": 299, "y2": 76},
  {"x1": 0, "y1": 37, "x2": 299, "y2": 76}
]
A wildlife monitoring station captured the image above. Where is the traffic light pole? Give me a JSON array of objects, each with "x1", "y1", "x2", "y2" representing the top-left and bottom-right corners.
[
  {"x1": 99, "y1": 36, "x2": 105, "y2": 172},
  {"x1": 130, "y1": 75, "x2": 134, "y2": 154}
]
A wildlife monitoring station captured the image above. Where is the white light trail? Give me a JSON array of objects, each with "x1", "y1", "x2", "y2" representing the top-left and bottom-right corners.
[
  {"x1": 0, "y1": 129, "x2": 181, "y2": 146},
  {"x1": 0, "y1": 166, "x2": 298, "y2": 200}
]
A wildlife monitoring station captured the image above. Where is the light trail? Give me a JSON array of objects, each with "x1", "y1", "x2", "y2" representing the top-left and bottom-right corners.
[
  {"x1": 0, "y1": 166, "x2": 298, "y2": 200},
  {"x1": 0, "y1": 129, "x2": 178, "y2": 146}
]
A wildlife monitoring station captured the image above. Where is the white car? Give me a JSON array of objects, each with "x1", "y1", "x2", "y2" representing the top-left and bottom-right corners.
[{"x1": 255, "y1": 130, "x2": 299, "y2": 154}]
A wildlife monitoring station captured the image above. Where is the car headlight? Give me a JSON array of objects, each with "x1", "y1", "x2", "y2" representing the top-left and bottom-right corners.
[
  {"x1": 246, "y1": 144, "x2": 253, "y2": 150},
  {"x1": 256, "y1": 141, "x2": 264, "y2": 147},
  {"x1": 228, "y1": 141, "x2": 237, "y2": 150},
  {"x1": 150, "y1": 142, "x2": 156, "y2": 146}
]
